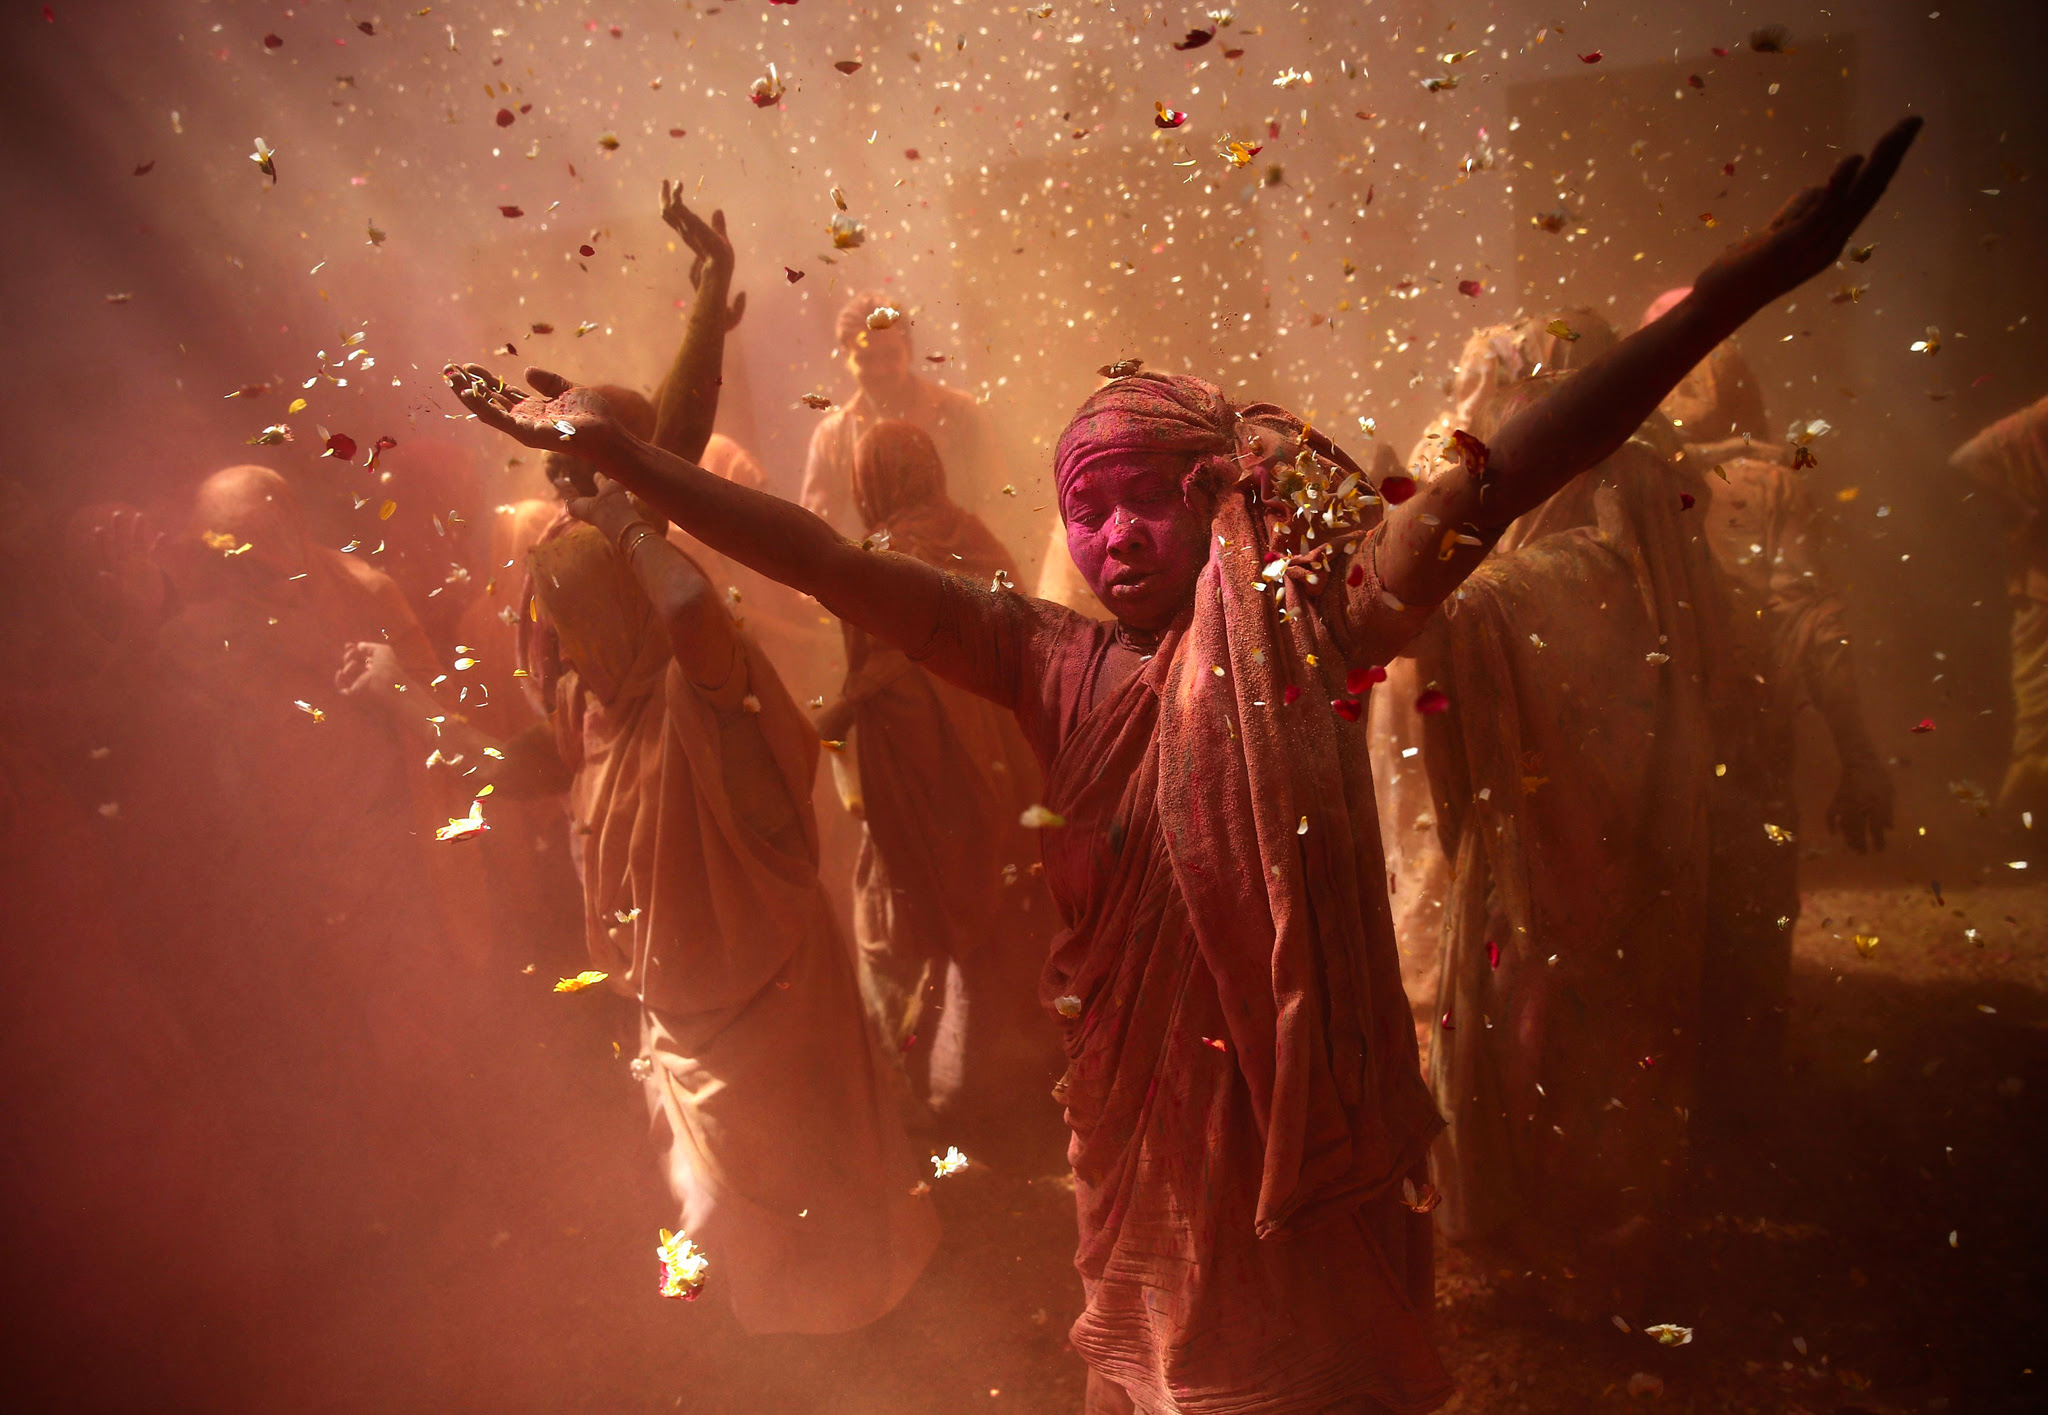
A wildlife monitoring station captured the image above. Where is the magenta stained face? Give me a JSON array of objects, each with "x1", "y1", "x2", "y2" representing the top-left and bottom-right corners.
[{"x1": 1060, "y1": 449, "x2": 1213, "y2": 633}]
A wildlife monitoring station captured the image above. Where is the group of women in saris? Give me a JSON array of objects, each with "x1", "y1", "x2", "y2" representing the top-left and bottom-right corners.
[{"x1": 439, "y1": 118, "x2": 1917, "y2": 1412}]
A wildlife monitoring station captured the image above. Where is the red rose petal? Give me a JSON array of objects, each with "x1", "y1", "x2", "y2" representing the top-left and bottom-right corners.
[
  {"x1": 1487, "y1": 940, "x2": 1501, "y2": 970},
  {"x1": 1332, "y1": 697, "x2": 1362, "y2": 723},
  {"x1": 1450, "y1": 428, "x2": 1490, "y2": 477},
  {"x1": 1457, "y1": 279, "x2": 1483, "y2": 297},
  {"x1": 1173, "y1": 28, "x2": 1216, "y2": 51},
  {"x1": 1282, "y1": 685, "x2": 1302, "y2": 706},
  {"x1": 1679, "y1": 492, "x2": 1696, "y2": 510},
  {"x1": 1688, "y1": 74, "x2": 1705, "y2": 88},
  {"x1": 668, "y1": 127, "x2": 687, "y2": 138},
  {"x1": 496, "y1": 108, "x2": 515, "y2": 127},
  {"x1": 578, "y1": 244, "x2": 595, "y2": 257},
  {"x1": 1380, "y1": 474, "x2": 1417, "y2": 505},
  {"x1": 1346, "y1": 562, "x2": 1365, "y2": 587},
  {"x1": 1440, "y1": 1012, "x2": 1455, "y2": 1031},
  {"x1": 785, "y1": 267, "x2": 805, "y2": 283},
  {"x1": 323, "y1": 432, "x2": 358, "y2": 461},
  {"x1": 1578, "y1": 50, "x2": 1602, "y2": 63},
  {"x1": 1415, "y1": 688, "x2": 1450, "y2": 715},
  {"x1": 263, "y1": 33, "x2": 284, "y2": 49},
  {"x1": 1345, "y1": 665, "x2": 1387, "y2": 695},
  {"x1": 1912, "y1": 718, "x2": 1936, "y2": 734},
  {"x1": 904, "y1": 147, "x2": 920, "y2": 160},
  {"x1": 498, "y1": 205, "x2": 524, "y2": 218}
]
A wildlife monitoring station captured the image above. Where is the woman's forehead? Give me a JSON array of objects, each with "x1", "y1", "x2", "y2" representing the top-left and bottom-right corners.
[{"x1": 1061, "y1": 447, "x2": 1189, "y2": 497}]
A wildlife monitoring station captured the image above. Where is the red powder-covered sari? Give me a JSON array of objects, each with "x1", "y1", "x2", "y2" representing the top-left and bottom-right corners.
[
  {"x1": 908, "y1": 376, "x2": 1453, "y2": 1414},
  {"x1": 835, "y1": 422, "x2": 1052, "y2": 1115}
]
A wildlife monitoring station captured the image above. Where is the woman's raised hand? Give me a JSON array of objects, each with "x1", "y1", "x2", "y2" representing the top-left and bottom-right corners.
[
  {"x1": 335, "y1": 640, "x2": 405, "y2": 699},
  {"x1": 78, "y1": 505, "x2": 168, "y2": 629},
  {"x1": 659, "y1": 181, "x2": 746, "y2": 330},
  {"x1": 445, "y1": 364, "x2": 628, "y2": 457},
  {"x1": 1692, "y1": 115, "x2": 1921, "y2": 314}
]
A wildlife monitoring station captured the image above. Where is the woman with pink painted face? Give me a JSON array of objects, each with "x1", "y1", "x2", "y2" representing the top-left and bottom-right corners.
[{"x1": 449, "y1": 123, "x2": 1917, "y2": 1415}]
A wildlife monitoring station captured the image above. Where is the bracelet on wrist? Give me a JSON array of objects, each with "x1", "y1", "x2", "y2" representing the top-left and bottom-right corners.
[{"x1": 616, "y1": 520, "x2": 660, "y2": 558}]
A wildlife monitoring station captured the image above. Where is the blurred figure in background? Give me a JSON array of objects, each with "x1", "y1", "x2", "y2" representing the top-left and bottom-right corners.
[
  {"x1": 343, "y1": 196, "x2": 939, "y2": 1332},
  {"x1": 374, "y1": 437, "x2": 488, "y2": 666},
  {"x1": 1950, "y1": 392, "x2": 2048, "y2": 821},
  {"x1": 1646, "y1": 288, "x2": 1894, "y2": 1123},
  {"x1": 815, "y1": 420, "x2": 1059, "y2": 1136},
  {"x1": 172, "y1": 464, "x2": 492, "y2": 967},
  {"x1": 1372, "y1": 310, "x2": 1726, "y2": 1320},
  {"x1": 801, "y1": 290, "x2": 1009, "y2": 539},
  {"x1": 1373, "y1": 313, "x2": 1622, "y2": 1027}
]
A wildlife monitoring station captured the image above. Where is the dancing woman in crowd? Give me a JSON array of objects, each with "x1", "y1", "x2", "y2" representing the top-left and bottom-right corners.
[
  {"x1": 1372, "y1": 310, "x2": 1729, "y2": 1320},
  {"x1": 815, "y1": 420, "x2": 1055, "y2": 1126},
  {"x1": 340, "y1": 195, "x2": 939, "y2": 1335},
  {"x1": 447, "y1": 121, "x2": 1918, "y2": 1415}
]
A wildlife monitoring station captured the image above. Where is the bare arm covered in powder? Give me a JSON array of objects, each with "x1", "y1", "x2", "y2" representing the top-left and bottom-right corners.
[
  {"x1": 650, "y1": 186, "x2": 745, "y2": 465},
  {"x1": 1375, "y1": 117, "x2": 1921, "y2": 615},
  {"x1": 445, "y1": 367, "x2": 965, "y2": 688}
]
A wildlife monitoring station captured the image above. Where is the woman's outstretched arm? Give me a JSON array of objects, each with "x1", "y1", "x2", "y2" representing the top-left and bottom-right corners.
[
  {"x1": 1377, "y1": 115, "x2": 1921, "y2": 610},
  {"x1": 445, "y1": 366, "x2": 950, "y2": 659}
]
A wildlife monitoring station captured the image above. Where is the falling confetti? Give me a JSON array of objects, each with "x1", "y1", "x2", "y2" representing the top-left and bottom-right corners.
[{"x1": 436, "y1": 799, "x2": 489, "y2": 842}]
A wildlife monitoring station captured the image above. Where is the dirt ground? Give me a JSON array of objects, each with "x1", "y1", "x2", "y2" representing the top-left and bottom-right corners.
[{"x1": 52, "y1": 846, "x2": 2043, "y2": 1414}]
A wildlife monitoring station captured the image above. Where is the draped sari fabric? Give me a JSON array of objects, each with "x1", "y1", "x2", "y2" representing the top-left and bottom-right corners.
[
  {"x1": 1686, "y1": 434, "x2": 1848, "y2": 1103},
  {"x1": 179, "y1": 465, "x2": 494, "y2": 971},
  {"x1": 529, "y1": 525, "x2": 938, "y2": 1334},
  {"x1": 922, "y1": 373, "x2": 1451, "y2": 1413},
  {"x1": 839, "y1": 422, "x2": 1052, "y2": 1114},
  {"x1": 1952, "y1": 394, "x2": 2048, "y2": 813},
  {"x1": 1372, "y1": 361, "x2": 1727, "y2": 1315},
  {"x1": 1660, "y1": 330, "x2": 1872, "y2": 1113},
  {"x1": 1413, "y1": 437, "x2": 1724, "y2": 1313}
]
